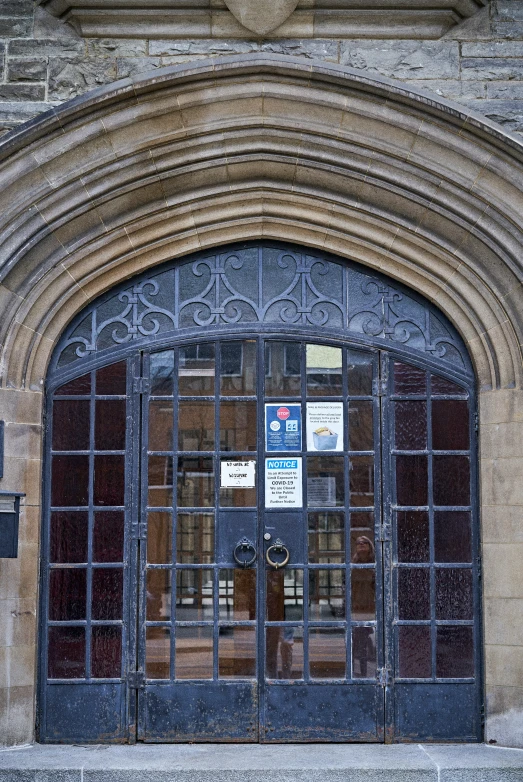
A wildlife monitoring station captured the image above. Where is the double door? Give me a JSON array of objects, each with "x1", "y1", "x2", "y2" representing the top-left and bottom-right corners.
[{"x1": 42, "y1": 335, "x2": 480, "y2": 743}]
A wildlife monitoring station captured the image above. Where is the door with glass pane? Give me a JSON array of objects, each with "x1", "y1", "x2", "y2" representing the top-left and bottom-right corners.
[{"x1": 139, "y1": 339, "x2": 384, "y2": 742}]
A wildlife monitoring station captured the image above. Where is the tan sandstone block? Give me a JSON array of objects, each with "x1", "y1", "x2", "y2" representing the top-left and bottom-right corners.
[
  {"x1": 485, "y1": 644, "x2": 523, "y2": 688},
  {"x1": 483, "y1": 543, "x2": 523, "y2": 599},
  {"x1": 484, "y1": 598, "x2": 523, "y2": 647}
]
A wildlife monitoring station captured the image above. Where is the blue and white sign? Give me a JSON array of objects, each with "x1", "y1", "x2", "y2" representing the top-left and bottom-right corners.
[
  {"x1": 265, "y1": 403, "x2": 302, "y2": 452},
  {"x1": 265, "y1": 458, "x2": 302, "y2": 508}
]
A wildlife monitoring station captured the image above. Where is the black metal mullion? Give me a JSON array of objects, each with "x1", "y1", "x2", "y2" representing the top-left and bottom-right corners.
[
  {"x1": 427, "y1": 371, "x2": 437, "y2": 682},
  {"x1": 171, "y1": 347, "x2": 179, "y2": 682},
  {"x1": 213, "y1": 341, "x2": 221, "y2": 681},
  {"x1": 85, "y1": 369, "x2": 96, "y2": 682}
]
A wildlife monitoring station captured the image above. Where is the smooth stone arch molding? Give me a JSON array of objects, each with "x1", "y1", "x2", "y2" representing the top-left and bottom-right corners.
[{"x1": 0, "y1": 56, "x2": 522, "y2": 394}]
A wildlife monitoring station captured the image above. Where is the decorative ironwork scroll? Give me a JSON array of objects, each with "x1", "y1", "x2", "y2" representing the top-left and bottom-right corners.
[{"x1": 54, "y1": 244, "x2": 470, "y2": 375}]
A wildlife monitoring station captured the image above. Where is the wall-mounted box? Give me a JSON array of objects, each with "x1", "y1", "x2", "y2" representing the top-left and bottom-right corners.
[{"x1": 0, "y1": 491, "x2": 25, "y2": 558}]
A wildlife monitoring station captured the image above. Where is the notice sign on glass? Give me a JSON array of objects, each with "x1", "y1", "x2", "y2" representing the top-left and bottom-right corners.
[
  {"x1": 306, "y1": 402, "x2": 344, "y2": 452},
  {"x1": 221, "y1": 460, "x2": 256, "y2": 488},
  {"x1": 265, "y1": 458, "x2": 302, "y2": 508},
  {"x1": 265, "y1": 403, "x2": 302, "y2": 452}
]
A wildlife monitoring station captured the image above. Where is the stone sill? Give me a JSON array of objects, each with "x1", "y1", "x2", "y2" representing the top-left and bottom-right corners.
[{"x1": 37, "y1": 0, "x2": 487, "y2": 40}]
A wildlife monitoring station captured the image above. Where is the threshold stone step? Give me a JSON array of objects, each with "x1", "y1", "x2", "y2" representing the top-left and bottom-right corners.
[{"x1": 1, "y1": 743, "x2": 523, "y2": 782}]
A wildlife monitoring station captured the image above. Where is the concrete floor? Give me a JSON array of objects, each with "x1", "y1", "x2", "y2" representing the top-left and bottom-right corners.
[{"x1": 0, "y1": 743, "x2": 523, "y2": 782}]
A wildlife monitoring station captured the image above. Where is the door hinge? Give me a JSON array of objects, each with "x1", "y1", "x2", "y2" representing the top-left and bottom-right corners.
[
  {"x1": 474, "y1": 411, "x2": 479, "y2": 434},
  {"x1": 378, "y1": 667, "x2": 392, "y2": 687},
  {"x1": 378, "y1": 521, "x2": 391, "y2": 542},
  {"x1": 131, "y1": 522, "x2": 147, "y2": 540},
  {"x1": 133, "y1": 377, "x2": 150, "y2": 394},
  {"x1": 128, "y1": 671, "x2": 145, "y2": 690}
]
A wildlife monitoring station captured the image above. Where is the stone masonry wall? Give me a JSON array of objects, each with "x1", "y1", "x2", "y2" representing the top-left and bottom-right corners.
[{"x1": 0, "y1": 0, "x2": 522, "y2": 137}]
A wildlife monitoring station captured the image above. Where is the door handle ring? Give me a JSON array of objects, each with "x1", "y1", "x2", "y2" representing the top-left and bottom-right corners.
[
  {"x1": 266, "y1": 539, "x2": 290, "y2": 569},
  {"x1": 233, "y1": 537, "x2": 257, "y2": 568}
]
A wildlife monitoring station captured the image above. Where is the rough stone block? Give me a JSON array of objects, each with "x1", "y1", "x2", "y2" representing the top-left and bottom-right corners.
[
  {"x1": 8, "y1": 38, "x2": 85, "y2": 57},
  {"x1": 0, "y1": 84, "x2": 46, "y2": 102},
  {"x1": 402, "y1": 78, "x2": 486, "y2": 100},
  {"x1": 86, "y1": 38, "x2": 147, "y2": 57},
  {"x1": 8, "y1": 58, "x2": 48, "y2": 83},
  {"x1": 462, "y1": 41, "x2": 523, "y2": 57},
  {"x1": 0, "y1": 0, "x2": 34, "y2": 12},
  {"x1": 260, "y1": 38, "x2": 339, "y2": 60},
  {"x1": 116, "y1": 56, "x2": 162, "y2": 79},
  {"x1": 466, "y1": 99, "x2": 523, "y2": 134},
  {"x1": 48, "y1": 57, "x2": 117, "y2": 101},
  {"x1": 339, "y1": 40, "x2": 459, "y2": 79},
  {"x1": 0, "y1": 16, "x2": 32, "y2": 37},
  {"x1": 33, "y1": 6, "x2": 82, "y2": 40},
  {"x1": 487, "y1": 81, "x2": 523, "y2": 99},
  {"x1": 462, "y1": 58, "x2": 523, "y2": 80},
  {"x1": 149, "y1": 38, "x2": 258, "y2": 56}
]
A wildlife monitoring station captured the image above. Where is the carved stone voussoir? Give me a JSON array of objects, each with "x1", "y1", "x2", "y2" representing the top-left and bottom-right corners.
[{"x1": 37, "y1": 0, "x2": 487, "y2": 40}]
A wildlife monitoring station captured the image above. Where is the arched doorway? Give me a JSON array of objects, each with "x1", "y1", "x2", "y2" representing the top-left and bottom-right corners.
[{"x1": 38, "y1": 242, "x2": 481, "y2": 744}]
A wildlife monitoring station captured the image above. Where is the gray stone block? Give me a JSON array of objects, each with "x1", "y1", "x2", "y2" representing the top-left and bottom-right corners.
[
  {"x1": 0, "y1": 85, "x2": 45, "y2": 102},
  {"x1": 495, "y1": 1, "x2": 523, "y2": 22},
  {"x1": 48, "y1": 57, "x2": 117, "y2": 101},
  {"x1": 116, "y1": 56, "x2": 162, "y2": 79},
  {"x1": 487, "y1": 81, "x2": 523, "y2": 99},
  {"x1": 149, "y1": 39, "x2": 259, "y2": 56},
  {"x1": 461, "y1": 98, "x2": 523, "y2": 134},
  {"x1": 86, "y1": 39, "x2": 148, "y2": 57},
  {"x1": 260, "y1": 38, "x2": 339, "y2": 60},
  {"x1": 8, "y1": 59, "x2": 48, "y2": 83},
  {"x1": 402, "y1": 79, "x2": 486, "y2": 99},
  {"x1": 8, "y1": 38, "x2": 85, "y2": 57},
  {"x1": 461, "y1": 58, "x2": 523, "y2": 80},
  {"x1": 0, "y1": 17, "x2": 33, "y2": 38},
  {"x1": 462, "y1": 41, "x2": 523, "y2": 57},
  {"x1": 0, "y1": 1, "x2": 33, "y2": 13},
  {"x1": 339, "y1": 40, "x2": 460, "y2": 79}
]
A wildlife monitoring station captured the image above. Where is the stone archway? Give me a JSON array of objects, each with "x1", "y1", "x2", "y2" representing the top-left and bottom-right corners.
[{"x1": 0, "y1": 55, "x2": 522, "y2": 747}]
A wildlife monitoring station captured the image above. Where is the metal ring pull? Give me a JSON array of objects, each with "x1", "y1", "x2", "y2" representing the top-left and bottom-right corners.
[
  {"x1": 265, "y1": 538, "x2": 290, "y2": 569},
  {"x1": 233, "y1": 537, "x2": 257, "y2": 568}
]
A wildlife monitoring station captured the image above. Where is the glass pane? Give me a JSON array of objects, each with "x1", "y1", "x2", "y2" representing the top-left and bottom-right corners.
[
  {"x1": 48, "y1": 626, "x2": 85, "y2": 679},
  {"x1": 92, "y1": 568, "x2": 123, "y2": 620},
  {"x1": 432, "y1": 401, "x2": 470, "y2": 450},
  {"x1": 220, "y1": 401, "x2": 256, "y2": 451},
  {"x1": 146, "y1": 569, "x2": 171, "y2": 621},
  {"x1": 434, "y1": 511, "x2": 472, "y2": 563},
  {"x1": 49, "y1": 568, "x2": 87, "y2": 621},
  {"x1": 50, "y1": 512, "x2": 88, "y2": 563},
  {"x1": 394, "y1": 362, "x2": 426, "y2": 395},
  {"x1": 219, "y1": 626, "x2": 256, "y2": 679},
  {"x1": 398, "y1": 626, "x2": 431, "y2": 678},
  {"x1": 219, "y1": 569, "x2": 256, "y2": 620},
  {"x1": 151, "y1": 350, "x2": 175, "y2": 396},
  {"x1": 307, "y1": 456, "x2": 344, "y2": 507},
  {"x1": 352, "y1": 627, "x2": 376, "y2": 678},
  {"x1": 91, "y1": 626, "x2": 122, "y2": 678},
  {"x1": 310, "y1": 628, "x2": 346, "y2": 679},
  {"x1": 177, "y1": 513, "x2": 214, "y2": 564},
  {"x1": 436, "y1": 626, "x2": 474, "y2": 678},
  {"x1": 175, "y1": 626, "x2": 213, "y2": 679},
  {"x1": 436, "y1": 568, "x2": 473, "y2": 620},
  {"x1": 93, "y1": 511, "x2": 125, "y2": 563},
  {"x1": 309, "y1": 569, "x2": 345, "y2": 620},
  {"x1": 148, "y1": 400, "x2": 173, "y2": 451},
  {"x1": 146, "y1": 512, "x2": 172, "y2": 564},
  {"x1": 55, "y1": 373, "x2": 91, "y2": 395},
  {"x1": 178, "y1": 401, "x2": 215, "y2": 452},
  {"x1": 396, "y1": 455, "x2": 428, "y2": 506},
  {"x1": 177, "y1": 457, "x2": 214, "y2": 508},
  {"x1": 266, "y1": 626, "x2": 303, "y2": 680},
  {"x1": 179, "y1": 343, "x2": 215, "y2": 396},
  {"x1": 347, "y1": 351, "x2": 373, "y2": 396},
  {"x1": 397, "y1": 511, "x2": 429, "y2": 563},
  {"x1": 94, "y1": 455, "x2": 125, "y2": 506},
  {"x1": 433, "y1": 456, "x2": 470, "y2": 506},
  {"x1": 306, "y1": 344, "x2": 342, "y2": 396},
  {"x1": 51, "y1": 455, "x2": 89, "y2": 506},
  {"x1": 146, "y1": 626, "x2": 170, "y2": 679},
  {"x1": 95, "y1": 400, "x2": 126, "y2": 451},
  {"x1": 348, "y1": 401, "x2": 374, "y2": 451},
  {"x1": 52, "y1": 400, "x2": 90, "y2": 451},
  {"x1": 350, "y1": 456, "x2": 374, "y2": 507},
  {"x1": 308, "y1": 512, "x2": 345, "y2": 563},
  {"x1": 176, "y1": 569, "x2": 213, "y2": 621},
  {"x1": 398, "y1": 568, "x2": 430, "y2": 620},
  {"x1": 221, "y1": 341, "x2": 256, "y2": 395},
  {"x1": 96, "y1": 362, "x2": 126, "y2": 395},
  {"x1": 265, "y1": 342, "x2": 301, "y2": 397},
  {"x1": 148, "y1": 455, "x2": 173, "y2": 507},
  {"x1": 351, "y1": 568, "x2": 375, "y2": 620},
  {"x1": 394, "y1": 401, "x2": 427, "y2": 450},
  {"x1": 266, "y1": 569, "x2": 303, "y2": 621},
  {"x1": 431, "y1": 374, "x2": 465, "y2": 395},
  {"x1": 350, "y1": 514, "x2": 374, "y2": 559}
]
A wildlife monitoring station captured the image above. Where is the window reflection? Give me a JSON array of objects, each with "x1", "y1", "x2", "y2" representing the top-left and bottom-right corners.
[{"x1": 306, "y1": 344, "x2": 342, "y2": 396}]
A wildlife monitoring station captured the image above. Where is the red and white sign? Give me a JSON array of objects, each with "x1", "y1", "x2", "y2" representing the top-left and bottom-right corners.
[{"x1": 277, "y1": 407, "x2": 290, "y2": 420}]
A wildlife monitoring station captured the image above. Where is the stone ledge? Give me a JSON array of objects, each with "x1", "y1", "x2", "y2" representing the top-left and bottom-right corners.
[
  {"x1": 0, "y1": 743, "x2": 523, "y2": 781},
  {"x1": 37, "y1": 0, "x2": 486, "y2": 40}
]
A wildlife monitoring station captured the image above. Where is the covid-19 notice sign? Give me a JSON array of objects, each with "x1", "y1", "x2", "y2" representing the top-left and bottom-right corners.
[
  {"x1": 265, "y1": 403, "x2": 302, "y2": 452},
  {"x1": 265, "y1": 458, "x2": 303, "y2": 507}
]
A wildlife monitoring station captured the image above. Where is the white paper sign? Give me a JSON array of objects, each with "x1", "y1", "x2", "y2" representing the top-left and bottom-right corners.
[
  {"x1": 221, "y1": 460, "x2": 256, "y2": 488},
  {"x1": 265, "y1": 458, "x2": 302, "y2": 508},
  {"x1": 307, "y1": 476, "x2": 336, "y2": 506},
  {"x1": 306, "y1": 402, "x2": 344, "y2": 452}
]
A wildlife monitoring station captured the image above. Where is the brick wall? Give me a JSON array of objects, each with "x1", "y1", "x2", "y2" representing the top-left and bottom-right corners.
[{"x1": 0, "y1": 0, "x2": 522, "y2": 137}]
